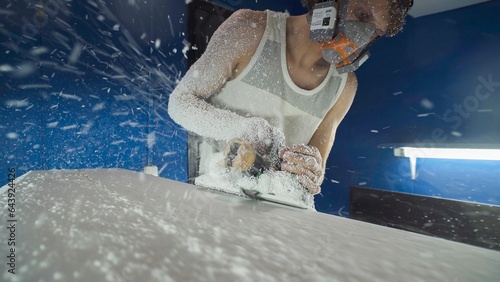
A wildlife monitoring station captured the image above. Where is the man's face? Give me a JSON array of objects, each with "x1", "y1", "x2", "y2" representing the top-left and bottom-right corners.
[{"x1": 341, "y1": 0, "x2": 391, "y2": 37}]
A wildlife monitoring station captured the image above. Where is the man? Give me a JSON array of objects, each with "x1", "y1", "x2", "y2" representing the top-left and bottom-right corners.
[{"x1": 168, "y1": 0, "x2": 412, "y2": 209}]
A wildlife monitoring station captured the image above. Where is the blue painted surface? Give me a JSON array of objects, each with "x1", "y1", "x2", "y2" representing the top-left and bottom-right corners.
[
  {"x1": 212, "y1": 0, "x2": 306, "y2": 14},
  {"x1": 318, "y1": 0, "x2": 500, "y2": 216},
  {"x1": 1, "y1": 0, "x2": 188, "y2": 185}
]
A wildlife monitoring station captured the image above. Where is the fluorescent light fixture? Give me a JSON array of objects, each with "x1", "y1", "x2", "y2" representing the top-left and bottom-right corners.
[
  {"x1": 395, "y1": 147, "x2": 500, "y2": 161},
  {"x1": 407, "y1": 0, "x2": 491, "y2": 18},
  {"x1": 394, "y1": 147, "x2": 500, "y2": 180}
]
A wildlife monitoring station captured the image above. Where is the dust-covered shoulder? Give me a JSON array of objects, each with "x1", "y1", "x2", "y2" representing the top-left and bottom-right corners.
[
  {"x1": 215, "y1": 9, "x2": 268, "y2": 59},
  {"x1": 166, "y1": 9, "x2": 271, "y2": 142}
]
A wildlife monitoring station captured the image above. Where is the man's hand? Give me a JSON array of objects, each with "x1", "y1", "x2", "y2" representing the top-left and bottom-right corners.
[{"x1": 279, "y1": 145, "x2": 323, "y2": 195}]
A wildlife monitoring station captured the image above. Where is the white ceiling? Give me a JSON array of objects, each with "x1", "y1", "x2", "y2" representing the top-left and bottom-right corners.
[{"x1": 408, "y1": 0, "x2": 491, "y2": 18}]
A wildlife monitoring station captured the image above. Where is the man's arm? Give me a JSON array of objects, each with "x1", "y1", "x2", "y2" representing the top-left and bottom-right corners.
[
  {"x1": 280, "y1": 72, "x2": 358, "y2": 194},
  {"x1": 309, "y1": 72, "x2": 358, "y2": 172},
  {"x1": 168, "y1": 9, "x2": 266, "y2": 142}
]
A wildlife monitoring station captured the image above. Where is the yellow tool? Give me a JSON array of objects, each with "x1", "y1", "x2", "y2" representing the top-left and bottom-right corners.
[{"x1": 224, "y1": 138, "x2": 269, "y2": 176}]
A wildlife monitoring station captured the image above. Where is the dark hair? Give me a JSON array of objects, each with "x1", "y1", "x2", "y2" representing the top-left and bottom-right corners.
[
  {"x1": 301, "y1": 0, "x2": 413, "y2": 37},
  {"x1": 301, "y1": 0, "x2": 315, "y2": 11},
  {"x1": 386, "y1": 0, "x2": 413, "y2": 37}
]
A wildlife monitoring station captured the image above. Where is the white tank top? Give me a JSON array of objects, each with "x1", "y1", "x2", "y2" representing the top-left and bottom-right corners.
[
  {"x1": 199, "y1": 10, "x2": 347, "y2": 174},
  {"x1": 210, "y1": 10, "x2": 347, "y2": 145}
]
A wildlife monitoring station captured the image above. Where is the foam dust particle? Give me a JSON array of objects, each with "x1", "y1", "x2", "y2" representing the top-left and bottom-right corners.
[
  {"x1": 147, "y1": 132, "x2": 156, "y2": 149},
  {"x1": 417, "y1": 113, "x2": 434, "y2": 117},
  {"x1": 181, "y1": 39, "x2": 190, "y2": 59},
  {"x1": 167, "y1": 15, "x2": 175, "y2": 37},
  {"x1": 18, "y1": 84, "x2": 52, "y2": 89},
  {"x1": 13, "y1": 62, "x2": 37, "y2": 78},
  {"x1": 0, "y1": 64, "x2": 13, "y2": 72},
  {"x1": 68, "y1": 43, "x2": 84, "y2": 64},
  {"x1": 53, "y1": 272, "x2": 63, "y2": 280},
  {"x1": 56, "y1": 93, "x2": 82, "y2": 101},
  {"x1": 30, "y1": 46, "x2": 50, "y2": 56},
  {"x1": 5, "y1": 99, "x2": 30, "y2": 108},
  {"x1": 92, "y1": 102, "x2": 106, "y2": 112},
  {"x1": 420, "y1": 98, "x2": 434, "y2": 109},
  {"x1": 6, "y1": 132, "x2": 19, "y2": 139},
  {"x1": 61, "y1": 125, "x2": 78, "y2": 131},
  {"x1": 47, "y1": 122, "x2": 59, "y2": 128},
  {"x1": 113, "y1": 95, "x2": 135, "y2": 101}
]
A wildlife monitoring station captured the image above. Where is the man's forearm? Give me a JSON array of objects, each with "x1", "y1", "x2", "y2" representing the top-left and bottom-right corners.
[{"x1": 168, "y1": 86, "x2": 246, "y2": 142}]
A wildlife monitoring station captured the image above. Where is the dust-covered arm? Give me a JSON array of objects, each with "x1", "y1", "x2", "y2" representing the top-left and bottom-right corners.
[{"x1": 168, "y1": 9, "x2": 283, "y2": 154}]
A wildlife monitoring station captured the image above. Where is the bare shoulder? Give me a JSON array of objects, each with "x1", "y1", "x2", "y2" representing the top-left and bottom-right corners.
[
  {"x1": 344, "y1": 72, "x2": 358, "y2": 97},
  {"x1": 228, "y1": 9, "x2": 267, "y2": 32},
  {"x1": 216, "y1": 9, "x2": 267, "y2": 78},
  {"x1": 308, "y1": 71, "x2": 358, "y2": 160},
  {"x1": 221, "y1": 9, "x2": 267, "y2": 55},
  {"x1": 321, "y1": 71, "x2": 358, "y2": 127}
]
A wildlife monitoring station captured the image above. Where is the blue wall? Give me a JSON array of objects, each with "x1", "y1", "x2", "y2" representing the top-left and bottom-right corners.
[
  {"x1": 319, "y1": 0, "x2": 500, "y2": 216},
  {"x1": 212, "y1": 0, "x2": 306, "y2": 14},
  {"x1": 1, "y1": 0, "x2": 188, "y2": 185}
]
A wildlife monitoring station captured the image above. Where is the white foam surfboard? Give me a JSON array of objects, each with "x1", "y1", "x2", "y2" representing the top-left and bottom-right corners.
[{"x1": 1, "y1": 168, "x2": 499, "y2": 281}]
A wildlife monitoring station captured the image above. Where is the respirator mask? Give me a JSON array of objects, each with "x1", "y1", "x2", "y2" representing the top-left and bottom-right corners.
[
  {"x1": 308, "y1": 0, "x2": 374, "y2": 73},
  {"x1": 302, "y1": 0, "x2": 412, "y2": 74}
]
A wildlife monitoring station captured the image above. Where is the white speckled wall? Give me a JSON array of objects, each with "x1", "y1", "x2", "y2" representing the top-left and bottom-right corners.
[{"x1": 1, "y1": 169, "x2": 499, "y2": 281}]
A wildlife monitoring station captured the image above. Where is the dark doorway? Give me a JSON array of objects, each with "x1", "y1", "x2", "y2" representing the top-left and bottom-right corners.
[{"x1": 186, "y1": 1, "x2": 235, "y2": 183}]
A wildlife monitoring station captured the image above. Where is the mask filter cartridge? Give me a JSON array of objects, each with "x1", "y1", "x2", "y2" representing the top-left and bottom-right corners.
[{"x1": 309, "y1": 1, "x2": 338, "y2": 42}]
